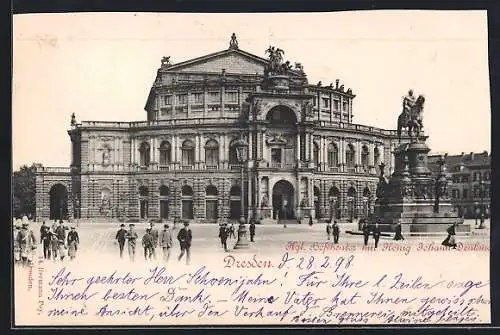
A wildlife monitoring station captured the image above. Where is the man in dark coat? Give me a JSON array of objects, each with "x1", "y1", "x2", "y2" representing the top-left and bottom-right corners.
[
  {"x1": 142, "y1": 228, "x2": 154, "y2": 261},
  {"x1": 394, "y1": 220, "x2": 405, "y2": 241},
  {"x1": 332, "y1": 221, "x2": 340, "y2": 244},
  {"x1": 40, "y1": 221, "x2": 51, "y2": 259},
  {"x1": 177, "y1": 221, "x2": 192, "y2": 265},
  {"x1": 373, "y1": 221, "x2": 382, "y2": 248},
  {"x1": 249, "y1": 220, "x2": 256, "y2": 242},
  {"x1": 362, "y1": 220, "x2": 370, "y2": 246},
  {"x1": 115, "y1": 224, "x2": 127, "y2": 258},
  {"x1": 55, "y1": 221, "x2": 68, "y2": 244},
  {"x1": 149, "y1": 222, "x2": 159, "y2": 260},
  {"x1": 218, "y1": 223, "x2": 229, "y2": 251}
]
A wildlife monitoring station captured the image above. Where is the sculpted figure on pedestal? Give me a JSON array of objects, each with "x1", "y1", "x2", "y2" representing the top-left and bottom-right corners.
[{"x1": 397, "y1": 89, "x2": 426, "y2": 142}]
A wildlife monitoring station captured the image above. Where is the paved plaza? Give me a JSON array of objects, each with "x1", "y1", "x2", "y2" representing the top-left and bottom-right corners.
[{"x1": 18, "y1": 219, "x2": 490, "y2": 267}]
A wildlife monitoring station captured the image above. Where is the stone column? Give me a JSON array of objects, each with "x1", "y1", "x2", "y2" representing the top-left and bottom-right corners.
[
  {"x1": 203, "y1": 88, "x2": 208, "y2": 118},
  {"x1": 339, "y1": 96, "x2": 344, "y2": 122},
  {"x1": 305, "y1": 133, "x2": 310, "y2": 161},
  {"x1": 296, "y1": 134, "x2": 300, "y2": 161},
  {"x1": 262, "y1": 132, "x2": 267, "y2": 162},
  {"x1": 220, "y1": 86, "x2": 225, "y2": 117},
  {"x1": 340, "y1": 138, "x2": 345, "y2": 172},
  {"x1": 249, "y1": 132, "x2": 253, "y2": 164}
]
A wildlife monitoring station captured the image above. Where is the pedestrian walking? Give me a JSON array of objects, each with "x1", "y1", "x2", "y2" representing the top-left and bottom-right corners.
[
  {"x1": 160, "y1": 224, "x2": 173, "y2": 262},
  {"x1": 55, "y1": 220, "x2": 68, "y2": 244},
  {"x1": 362, "y1": 220, "x2": 370, "y2": 246},
  {"x1": 51, "y1": 220, "x2": 58, "y2": 235},
  {"x1": 126, "y1": 224, "x2": 138, "y2": 262},
  {"x1": 332, "y1": 220, "x2": 340, "y2": 244},
  {"x1": 142, "y1": 228, "x2": 154, "y2": 261},
  {"x1": 326, "y1": 221, "x2": 332, "y2": 240},
  {"x1": 442, "y1": 223, "x2": 458, "y2": 249},
  {"x1": 17, "y1": 223, "x2": 37, "y2": 267},
  {"x1": 177, "y1": 221, "x2": 192, "y2": 265},
  {"x1": 373, "y1": 221, "x2": 381, "y2": 249},
  {"x1": 394, "y1": 220, "x2": 405, "y2": 241},
  {"x1": 149, "y1": 222, "x2": 159, "y2": 260},
  {"x1": 67, "y1": 226, "x2": 79, "y2": 260},
  {"x1": 40, "y1": 221, "x2": 52, "y2": 260},
  {"x1": 228, "y1": 223, "x2": 236, "y2": 239},
  {"x1": 50, "y1": 231, "x2": 59, "y2": 261},
  {"x1": 249, "y1": 220, "x2": 256, "y2": 242},
  {"x1": 219, "y1": 223, "x2": 229, "y2": 251},
  {"x1": 308, "y1": 216, "x2": 313, "y2": 226},
  {"x1": 115, "y1": 224, "x2": 127, "y2": 258},
  {"x1": 13, "y1": 225, "x2": 21, "y2": 266}
]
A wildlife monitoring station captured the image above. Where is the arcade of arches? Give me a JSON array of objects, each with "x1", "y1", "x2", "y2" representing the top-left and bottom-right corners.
[{"x1": 37, "y1": 177, "x2": 375, "y2": 222}]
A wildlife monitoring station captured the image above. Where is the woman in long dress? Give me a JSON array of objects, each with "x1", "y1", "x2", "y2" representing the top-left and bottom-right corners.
[
  {"x1": 442, "y1": 223, "x2": 457, "y2": 249},
  {"x1": 394, "y1": 221, "x2": 405, "y2": 241},
  {"x1": 67, "y1": 226, "x2": 80, "y2": 260}
]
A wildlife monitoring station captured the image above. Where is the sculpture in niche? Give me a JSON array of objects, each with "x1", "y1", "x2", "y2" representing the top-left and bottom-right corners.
[
  {"x1": 100, "y1": 191, "x2": 112, "y2": 217},
  {"x1": 261, "y1": 194, "x2": 269, "y2": 207},
  {"x1": 102, "y1": 150, "x2": 110, "y2": 166},
  {"x1": 300, "y1": 196, "x2": 309, "y2": 208},
  {"x1": 70, "y1": 113, "x2": 77, "y2": 127}
]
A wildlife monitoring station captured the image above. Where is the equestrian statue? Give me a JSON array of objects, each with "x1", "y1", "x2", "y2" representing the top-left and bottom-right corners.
[{"x1": 396, "y1": 89, "x2": 425, "y2": 142}]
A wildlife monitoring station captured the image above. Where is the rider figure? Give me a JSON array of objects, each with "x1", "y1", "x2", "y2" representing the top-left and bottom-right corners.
[{"x1": 402, "y1": 89, "x2": 416, "y2": 117}]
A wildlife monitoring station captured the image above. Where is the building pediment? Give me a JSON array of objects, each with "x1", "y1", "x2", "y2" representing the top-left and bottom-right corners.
[{"x1": 165, "y1": 49, "x2": 266, "y2": 75}]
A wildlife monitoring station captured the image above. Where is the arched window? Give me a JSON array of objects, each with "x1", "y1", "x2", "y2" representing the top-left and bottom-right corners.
[
  {"x1": 181, "y1": 185, "x2": 194, "y2": 220},
  {"x1": 265, "y1": 106, "x2": 297, "y2": 126},
  {"x1": 361, "y1": 145, "x2": 369, "y2": 172},
  {"x1": 347, "y1": 186, "x2": 357, "y2": 221},
  {"x1": 159, "y1": 141, "x2": 171, "y2": 166},
  {"x1": 159, "y1": 185, "x2": 169, "y2": 219},
  {"x1": 346, "y1": 144, "x2": 355, "y2": 170},
  {"x1": 229, "y1": 141, "x2": 239, "y2": 165},
  {"x1": 313, "y1": 142, "x2": 319, "y2": 168},
  {"x1": 101, "y1": 144, "x2": 111, "y2": 166},
  {"x1": 328, "y1": 186, "x2": 341, "y2": 220},
  {"x1": 327, "y1": 143, "x2": 338, "y2": 168},
  {"x1": 205, "y1": 139, "x2": 219, "y2": 168},
  {"x1": 138, "y1": 186, "x2": 149, "y2": 219},
  {"x1": 159, "y1": 185, "x2": 169, "y2": 197},
  {"x1": 205, "y1": 185, "x2": 218, "y2": 221},
  {"x1": 139, "y1": 142, "x2": 151, "y2": 166},
  {"x1": 181, "y1": 140, "x2": 195, "y2": 167}
]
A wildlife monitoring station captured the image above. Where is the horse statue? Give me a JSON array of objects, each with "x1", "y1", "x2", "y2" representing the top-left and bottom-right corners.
[{"x1": 397, "y1": 94, "x2": 425, "y2": 142}]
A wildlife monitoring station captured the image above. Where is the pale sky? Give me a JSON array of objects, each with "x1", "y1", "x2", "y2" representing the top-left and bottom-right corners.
[{"x1": 12, "y1": 11, "x2": 491, "y2": 169}]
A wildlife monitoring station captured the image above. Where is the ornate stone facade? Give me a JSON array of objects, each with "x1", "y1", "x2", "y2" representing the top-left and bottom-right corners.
[{"x1": 35, "y1": 34, "x2": 410, "y2": 223}]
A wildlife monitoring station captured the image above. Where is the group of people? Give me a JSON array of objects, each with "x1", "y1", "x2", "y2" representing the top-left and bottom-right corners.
[
  {"x1": 218, "y1": 220, "x2": 256, "y2": 251},
  {"x1": 13, "y1": 219, "x2": 80, "y2": 267},
  {"x1": 326, "y1": 220, "x2": 340, "y2": 243},
  {"x1": 115, "y1": 221, "x2": 192, "y2": 264},
  {"x1": 39, "y1": 220, "x2": 80, "y2": 262}
]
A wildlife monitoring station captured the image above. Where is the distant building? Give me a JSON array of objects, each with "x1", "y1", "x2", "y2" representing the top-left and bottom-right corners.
[
  {"x1": 35, "y1": 34, "x2": 412, "y2": 223},
  {"x1": 428, "y1": 151, "x2": 490, "y2": 219}
]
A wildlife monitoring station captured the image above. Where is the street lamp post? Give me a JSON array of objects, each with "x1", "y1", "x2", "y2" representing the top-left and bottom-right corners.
[
  {"x1": 233, "y1": 135, "x2": 249, "y2": 249},
  {"x1": 478, "y1": 178, "x2": 486, "y2": 229}
]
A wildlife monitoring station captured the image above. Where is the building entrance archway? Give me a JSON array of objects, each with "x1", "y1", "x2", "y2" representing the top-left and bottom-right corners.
[
  {"x1": 49, "y1": 184, "x2": 68, "y2": 220},
  {"x1": 272, "y1": 180, "x2": 295, "y2": 220}
]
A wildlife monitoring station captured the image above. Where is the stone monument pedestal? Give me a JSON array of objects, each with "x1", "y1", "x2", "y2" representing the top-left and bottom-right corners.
[{"x1": 371, "y1": 141, "x2": 469, "y2": 235}]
